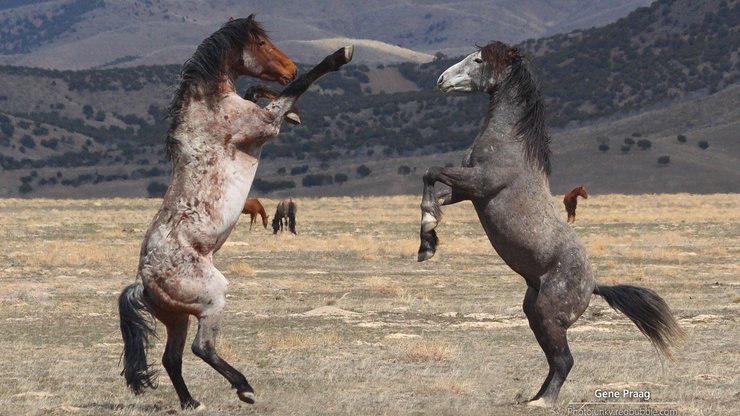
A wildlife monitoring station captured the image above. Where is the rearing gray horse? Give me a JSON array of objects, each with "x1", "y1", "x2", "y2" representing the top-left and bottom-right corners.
[{"x1": 418, "y1": 41, "x2": 684, "y2": 407}]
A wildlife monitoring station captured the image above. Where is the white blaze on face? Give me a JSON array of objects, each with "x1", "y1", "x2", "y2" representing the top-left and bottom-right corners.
[{"x1": 437, "y1": 51, "x2": 488, "y2": 93}]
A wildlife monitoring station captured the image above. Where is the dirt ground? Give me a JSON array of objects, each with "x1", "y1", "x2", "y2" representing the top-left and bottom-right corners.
[{"x1": 0, "y1": 194, "x2": 737, "y2": 415}]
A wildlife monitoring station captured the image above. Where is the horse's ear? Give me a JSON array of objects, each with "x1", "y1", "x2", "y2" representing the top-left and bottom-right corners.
[
  {"x1": 228, "y1": 16, "x2": 235, "y2": 22},
  {"x1": 247, "y1": 14, "x2": 255, "y2": 23},
  {"x1": 506, "y1": 46, "x2": 521, "y2": 63}
]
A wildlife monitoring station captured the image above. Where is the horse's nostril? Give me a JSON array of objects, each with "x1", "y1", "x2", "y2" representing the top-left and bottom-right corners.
[{"x1": 437, "y1": 76, "x2": 445, "y2": 85}]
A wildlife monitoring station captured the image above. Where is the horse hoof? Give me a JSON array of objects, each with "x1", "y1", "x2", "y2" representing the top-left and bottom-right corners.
[
  {"x1": 417, "y1": 249, "x2": 435, "y2": 262},
  {"x1": 285, "y1": 111, "x2": 301, "y2": 125},
  {"x1": 527, "y1": 398, "x2": 553, "y2": 408},
  {"x1": 238, "y1": 390, "x2": 255, "y2": 404},
  {"x1": 343, "y1": 45, "x2": 354, "y2": 63},
  {"x1": 421, "y1": 212, "x2": 437, "y2": 233},
  {"x1": 194, "y1": 403, "x2": 208, "y2": 413}
]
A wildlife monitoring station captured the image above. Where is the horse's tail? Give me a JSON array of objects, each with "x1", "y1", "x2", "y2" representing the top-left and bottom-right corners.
[
  {"x1": 594, "y1": 284, "x2": 684, "y2": 359},
  {"x1": 118, "y1": 282, "x2": 157, "y2": 394}
]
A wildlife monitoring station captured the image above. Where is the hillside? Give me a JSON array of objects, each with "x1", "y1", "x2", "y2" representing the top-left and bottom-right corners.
[
  {"x1": 0, "y1": 0, "x2": 738, "y2": 197},
  {"x1": 0, "y1": 0, "x2": 653, "y2": 68}
]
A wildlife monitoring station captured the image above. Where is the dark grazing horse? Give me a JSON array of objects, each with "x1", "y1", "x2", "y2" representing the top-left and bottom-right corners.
[
  {"x1": 272, "y1": 197, "x2": 297, "y2": 234},
  {"x1": 417, "y1": 41, "x2": 683, "y2": 407},
  {"x1": 563, "y1": 185, "x2": 588, "y2": 223},
  {"x1": 118, "y1": 15, "x2": 353, "y2": 411},
  {"x1": 242, "y1": 198, "x2": 269, "y2": 230}
]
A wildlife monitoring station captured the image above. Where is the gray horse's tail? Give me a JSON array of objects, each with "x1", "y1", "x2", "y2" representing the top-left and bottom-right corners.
[
  {"x1": 594, "y1": 284, "x2": 684, "y2": 359},
  {"x1": 118, "y1": 282, "x2": 157, "y2": 394}
]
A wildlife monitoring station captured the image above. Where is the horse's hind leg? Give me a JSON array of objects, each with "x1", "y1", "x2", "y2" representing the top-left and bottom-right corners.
[
  {"x1": 288, "y1": 213, "x2": 296, "y2": 234},
  {"x1": 160, "y1": 315, "x2": 203, "y2": 411},
  {"x1": 523, "y1": 287, "x2": 574, "y2": 407},
  {"x1": 192, "y1": 307, "x2": 254, "y2": 404}
]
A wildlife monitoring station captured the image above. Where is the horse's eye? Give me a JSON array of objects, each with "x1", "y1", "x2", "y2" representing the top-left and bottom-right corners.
[
  {"x1": 259, "y1": 40, "x2": 266, "y2": 46},
  {"x1": 474, "y1": 58, "x2": 483, "y2": 63}
]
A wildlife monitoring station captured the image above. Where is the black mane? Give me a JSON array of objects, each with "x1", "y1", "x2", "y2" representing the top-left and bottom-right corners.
[
  {"x1": 481, "y1": 42, "x2": 551, "y2": 176},
  {"x1": 165, "y1": 15, "x2": 267, "y2": 160}
]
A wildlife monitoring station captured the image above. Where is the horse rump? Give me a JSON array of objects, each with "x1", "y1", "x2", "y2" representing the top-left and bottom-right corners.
[
  {"x1": 118, "y1": 282, "x2": 158, "y2": 394},
  {"x1": 594, "y1": 284, "x2": 685, "y2": 359}
]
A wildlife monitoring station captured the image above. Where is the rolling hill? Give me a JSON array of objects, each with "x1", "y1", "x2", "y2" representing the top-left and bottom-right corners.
[
  {"x1": 0, "y1": 0, "x2": 737, "y2": 197},
  {"x1": 0, "y1": 0, "x2": 653, "y2": 68}
]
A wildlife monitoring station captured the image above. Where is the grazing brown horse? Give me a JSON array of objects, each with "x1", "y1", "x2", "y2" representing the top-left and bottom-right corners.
[
  {"x1": 272, "y1": 197, "x2": 297, "y2": 234},
  {"x1": 563, "y1": 185, "x2": 588, "y2": 223},
  {"x1": 242, "y1": 198, "x2": 269, "y2": 230},
  {"x1": 418, "y1": 41, "x2": 683, "y2": 407},
  {"x1": 118, "y1": 15, "x2": 353, "y2": 411}
]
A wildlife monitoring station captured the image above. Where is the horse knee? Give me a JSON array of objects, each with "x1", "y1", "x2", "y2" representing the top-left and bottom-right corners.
[
  {"x1": 191, "y1": 340, "x2": 214, "y2": 361},
  {"x1": 162, "y1": 350, "x2": 181, "y2": 370}
]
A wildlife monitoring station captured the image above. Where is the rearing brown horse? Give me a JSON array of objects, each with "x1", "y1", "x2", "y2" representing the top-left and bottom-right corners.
[
  {"x1": 563, "y1": 185, "x2": 588, "y2": 223},
  {"x1": 118, "y1": 15, "x2": 353, "y2": 411},
  {"x1": 242, "y1": 198, "x2": 269, "y2": 230}
]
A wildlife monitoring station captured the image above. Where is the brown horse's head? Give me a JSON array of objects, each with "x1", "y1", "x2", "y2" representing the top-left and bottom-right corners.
[
  {"x1": 578, "y1": 185, "x2": 588, "y2": 199},
  {"x1": 262, "y1": 214, "x2": 270, "y2": 229},
  {"x1": 235, "y1": 15, "x2": 297, "y2": 85}
]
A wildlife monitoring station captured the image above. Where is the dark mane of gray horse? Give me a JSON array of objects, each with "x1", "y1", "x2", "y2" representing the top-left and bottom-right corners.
[
  {"x1": 479, "y1": 42, "x2": 551, "y2": 176},
  {"x1": 166, "y1": 16, "x2": 267, "y2": 160}
]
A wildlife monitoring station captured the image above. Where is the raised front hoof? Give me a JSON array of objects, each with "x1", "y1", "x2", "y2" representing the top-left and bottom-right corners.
[
  {"x1": 285, "y1": 111, "x2": 301, "y2": 125},
  {"x1": 341, "y1": 45, "x2": 354, "y2": 64},
  {"x1": 420, "y1": 212, "x2": 438, "y2": 233},
  {"x1": 527, "y1": 397, "x2": 554, "y2": 408},
  {"x1": 237, "y1": 390, "x2": 255, "y2": 404},
  {"x1": 329, "y1": 45, "x2": 354, "y2": 67}
]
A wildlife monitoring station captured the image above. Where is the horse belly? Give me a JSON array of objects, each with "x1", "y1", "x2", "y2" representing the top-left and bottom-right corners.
[
  {"x1": 473, "y1": 197, "x2": 557, "y2": 281},
  {"x1": 221, "y1": 158, "x2": 260, "y2": 226}
]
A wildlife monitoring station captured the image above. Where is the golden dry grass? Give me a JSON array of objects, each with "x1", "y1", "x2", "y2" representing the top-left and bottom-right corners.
[{"x1": 0, "y1": 194, "x2": 737, "y2": 415}]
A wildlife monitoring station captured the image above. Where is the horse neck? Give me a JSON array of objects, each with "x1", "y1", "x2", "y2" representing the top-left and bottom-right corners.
[
  {"x1": 258, "y1": 205, "x2": 267, "y2": 219},
  {"x1": 477, "y1": 83, "x2": 550, "y2": 183},
  {"x1": 474, "y1": 91, "x2": 528, "y2": 166},
  {"x1": 484, "y1": 89, "x2": 523, "y2": 136}
]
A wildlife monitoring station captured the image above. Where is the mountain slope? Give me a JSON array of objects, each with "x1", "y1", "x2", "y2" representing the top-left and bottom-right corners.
[
  {"x1": 0, "y1": 0, "x2": 653, "y2": 68},
  {"x1": 0, "y1": 0, "x2": 737, "y2": 197}
]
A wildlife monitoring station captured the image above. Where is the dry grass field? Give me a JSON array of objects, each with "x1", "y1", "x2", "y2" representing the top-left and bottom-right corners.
[{"x1": 0, "y1": 194, "x2": 737, "y2": 415}]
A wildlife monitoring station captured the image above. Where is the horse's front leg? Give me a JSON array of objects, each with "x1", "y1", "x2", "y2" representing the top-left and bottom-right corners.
[
  {"x1": 418, "y1": 166, "x2": 486, "y2": 262},
  {"x1": 421, "y1": 166, "x2": 483, "y2": 231},
  {"x1": 418, "y1": 171, "x2": 441, "y2": 262},
  {"x1": 243, "y1": 84, "x2": 301, "y2": 125},
  {"x1": 266, "y1": 46, "x2": 354, "y2": 121}
]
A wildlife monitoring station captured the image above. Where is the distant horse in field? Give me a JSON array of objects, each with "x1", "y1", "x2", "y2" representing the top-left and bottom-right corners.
[
  {"x1": 272, "y1": 197, "x2": 297, "y2": 234},
  {"x1": 242, "y1": 198, "x2": 269, "y2": 230},
  {"x1": 117, "y1": 15, "x2": 353, "y2": 411},
  {"x1": 418, "y1": 41, "x2": 683, "y2": 407},
  {"x1": 563, "y1": 185, "x2": 588, "y2": 223}
]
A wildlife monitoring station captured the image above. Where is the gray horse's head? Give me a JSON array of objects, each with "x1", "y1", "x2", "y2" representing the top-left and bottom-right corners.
[{"x1": 437, "y1": 41, "x2": 521, "y2": 93}]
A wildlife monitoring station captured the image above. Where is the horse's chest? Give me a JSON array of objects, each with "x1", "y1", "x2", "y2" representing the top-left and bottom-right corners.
[{"x1": 463, "y1": 142, "x2": 497, "y2": 167}]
